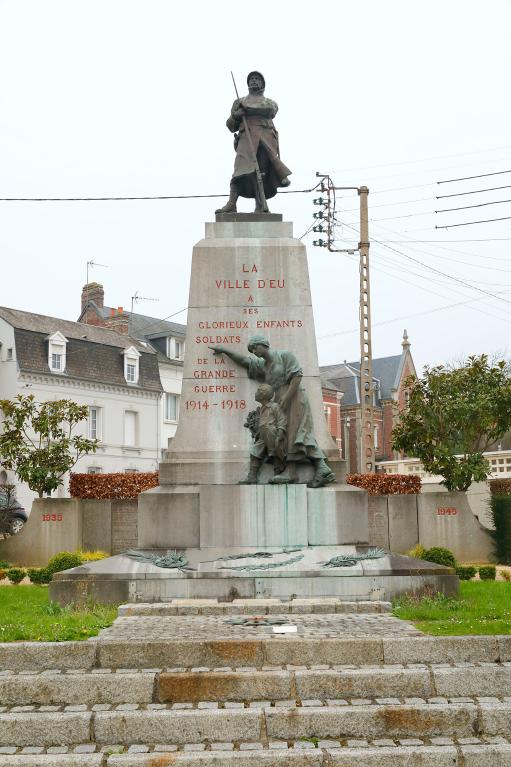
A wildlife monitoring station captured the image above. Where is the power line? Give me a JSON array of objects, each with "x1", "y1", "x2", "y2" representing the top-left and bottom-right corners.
[
  {"x1": 437, "y1": 184, "x2": 511, "y2": 199},
  {"x1": 436, "y1": 215, "x2": 511, "y2": 229},
  {"x1": 318, "y1": 287, "x2": 511, "y2": 340},
  {"x1": 0, "y1": 184, "x2": 320, "y2": 203},
  {"x1": 436, "y1": 198, "x2": 511, "y2": 214},
  {"x1": 339, "y1": 219, "x2": 511, "y2": 307},
  {"x1": 437, "y1": 169, "x2": 511, "y2": 185}
]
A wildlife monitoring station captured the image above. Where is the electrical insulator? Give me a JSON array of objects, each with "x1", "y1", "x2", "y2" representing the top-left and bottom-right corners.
[
  {"x1": 313, "y1": 197, "x2": 327, "y2": 205},
  {"x1": 313, "y1": 239, "x2": 328, "y2": 247},
  {"x1": 313, "y1": 224, "x2": 324, "y2": 232},
  {"x1": 313, "y1": 211, "x2": 324, "y2": 219}
]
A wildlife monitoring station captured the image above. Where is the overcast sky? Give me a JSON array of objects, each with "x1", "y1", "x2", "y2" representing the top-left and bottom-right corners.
[{"x1": 1, "y1": 0, "x2": 511, "y2": 372}]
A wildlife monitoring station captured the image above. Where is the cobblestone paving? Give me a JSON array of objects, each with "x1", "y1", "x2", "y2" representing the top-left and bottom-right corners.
[
  {"x1": 99, "y1": 613, "x2": 422, "y2": 641},
  {"x1": 0, "y1": 735, "x2": 509, "y2": 755}
]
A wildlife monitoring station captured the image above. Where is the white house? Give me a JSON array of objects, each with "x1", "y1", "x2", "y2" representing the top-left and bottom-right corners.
[
  {"x1": 0, "y1": 305, "x2": 163, "y2": 512},
  {"x1": 78, "y1": 282, "x2": 185, "y2": 451}
]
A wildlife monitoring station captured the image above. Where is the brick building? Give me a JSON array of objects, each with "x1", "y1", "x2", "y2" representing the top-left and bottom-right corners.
[{"x1": 320, "y1": 331, "x2": 416, "y2": 473}]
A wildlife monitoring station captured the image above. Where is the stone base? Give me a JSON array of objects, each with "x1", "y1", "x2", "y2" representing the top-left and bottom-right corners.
[
  {"x1": 159, "y1": 453, "x2": 346, "y2": 486},
  {"x1": 138, "y1": 481, "x2": 365, "y2": 549},
  {"x1": 49, "y1": 546, "x2": 458, "y2": 606}
]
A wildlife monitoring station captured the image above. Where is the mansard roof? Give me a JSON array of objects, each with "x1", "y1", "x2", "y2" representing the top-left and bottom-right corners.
[{"x1": 0, "y1": 306, "x2": 162, "y2": 391}]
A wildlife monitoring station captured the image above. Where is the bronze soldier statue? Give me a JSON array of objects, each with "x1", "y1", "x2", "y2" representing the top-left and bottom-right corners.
[{"x1": 216, "y1": 71, "x2": 292, "y2": 214}]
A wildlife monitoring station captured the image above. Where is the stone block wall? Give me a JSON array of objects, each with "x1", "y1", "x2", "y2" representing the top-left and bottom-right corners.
[{"x1": 368, "y1": 492, "x2": 494, "y2": 562}]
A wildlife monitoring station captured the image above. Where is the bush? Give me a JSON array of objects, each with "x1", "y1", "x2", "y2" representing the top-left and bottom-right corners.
[
  {"x1": 407, "y1": 544, "x2": 427, "y2": 559},
  {"x1": 423, "y1": 547, "x2": 456, "y2": 569},
  {"x1": 489, "y1": 479, "x2": 511, "y2": 496},
  {"x1": 0, "y1": 559, "x2": 11, "y2": 568},
  {"x1": 70, "y1": 471, "x2": 159, "y2": 499},
  {"x1": 6, "y1": 567, "x2": 26, "y2": 584},
  {"x1": 0, "y1": 568, "x2": 7, "y2": 581},
  {"x1": 73, "y1": 549, "x2": 109, "y2": 562},
  {"x1": 27, "y1": 567, "x2": 52, "y2": 585},
  {"x1": 489, "y1": 495, "x2": 511, "y2": 564},
  {"x1": 479, "y1": 565, "x2": 497, "y2": 581},
  {"x1": 501, "y1": 569, "x2": 511, "y2": 581},
  {"x1": 455, "y1": 565, "x2": 477, "y2": 581},
  {"x1": 45, "y1": 551, "x2": 84, "y2": 577},
  {"x1": 346, "y1": 473, "x2": 421, "y2": 495}
]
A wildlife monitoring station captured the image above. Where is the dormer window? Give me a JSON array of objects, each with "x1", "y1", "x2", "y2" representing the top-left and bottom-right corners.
[
  {"x1": 166, "y1": 337, "x2": 185, "y2": 361},
  {"x1": 47, "y1": 331, "x2": 68, "y2": 374},
  {"x1": 123, "y1": 346, "x2": 141, "y2": 384}
]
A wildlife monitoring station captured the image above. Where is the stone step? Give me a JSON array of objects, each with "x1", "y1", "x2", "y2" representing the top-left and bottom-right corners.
[
  {"x1": 1, "y1": 702, "x2": 511, "y2": 748},
  {"x1": 3, "y1": 664, "x2": 511, "y2": 706},
  {"x1": 2, "y1": 635, "x2": 510, "y2": 672},
  {"x1": 1, "y1": 743, "x2": 511, "y2": 766},
  {"x1": 118, "y1": 599, "x2": 392, "y2": 617}
]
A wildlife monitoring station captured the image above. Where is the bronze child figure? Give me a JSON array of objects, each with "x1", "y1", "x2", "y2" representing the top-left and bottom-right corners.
[
  {"x1": 241, "y1": 383, "x2": 289, "y2": 484},
  {"x1": 216, "y1": 71, "x2": 292, "y2": 214}
]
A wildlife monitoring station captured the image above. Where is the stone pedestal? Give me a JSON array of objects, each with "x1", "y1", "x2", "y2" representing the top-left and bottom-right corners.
[{"x1": 50, "y1": 217, "x2": 458, "y2": 605}]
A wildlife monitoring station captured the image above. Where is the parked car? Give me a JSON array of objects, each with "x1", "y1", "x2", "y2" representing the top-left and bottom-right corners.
[{"x1": 0, "y1": 489, "x2": 28, "y2": 535}]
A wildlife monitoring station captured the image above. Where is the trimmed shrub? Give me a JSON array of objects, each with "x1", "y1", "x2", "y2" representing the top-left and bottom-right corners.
[
  {"x1": 489, "y1": 495, "x2": 511, "y2": 564},
  {"x1": 407, "y1": 544, "x2": 427, "y2": 560},
  {"x1": 6, "y1": 567, "x2": 26, "y2": 584},
  {"x1": 0, "y1": 568, "x2": 7, "y2": 581},
  {"x1": 455, "y1": 565, "x2": 477, "y2": 581},
  {"x1": 45, "y1": 551, "x2": 84, "y2": 577},
  {"x1": 423, "y1": 547, "x2": 456, "y2": 569},
  {"x1": 27, "y1": 567, "x2": 52, "y2": 585},
  {"x1": 479, "y1": 565, "x2": 497, "y2": 581},
  {"x1": 70, "y1": 471, "x2": 159, "y2": 500},
  {"x1": 346, "y1": 473, "x2": 421, "y2": 495},
  {"x1": 501, "y1": 569, "x2": 511, "y2": 581}
]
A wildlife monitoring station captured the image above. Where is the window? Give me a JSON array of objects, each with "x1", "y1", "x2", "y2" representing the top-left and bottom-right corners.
[
  {"x1": 167, "y1": 337, "x2": 185, "y2": 361},
  {"x1": 124, "y1": 411, "x2": 137, "y2": 447},
  {"x1": 165, "y1": 393, "x2": 179, "y2": 422},
  {"x1": 123, "y1": 346, "x2": 141, "y2": 384},
  {"x1": 374, "y1": 425, "x2": 379, "y2": 448},
  {"x1": 7, "y1": 348, "x2": 13, "y2": 361},
  {"x1": 87, "y1": 466, "x2": 102, "y2": 474},
  {"x1": 47, "y1": 331, "x2": 67, "y2": 373},
  {"x1": 125, "y1": 468, "x2": 139, "y2": 473},
  {"x1": 89, "y1": 407, "x2": 102, "y2": 440}
]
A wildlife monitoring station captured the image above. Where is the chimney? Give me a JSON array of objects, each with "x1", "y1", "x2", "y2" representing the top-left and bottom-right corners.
[
  {"x1": 104, "y1": 307, "x2": 130, "y2": 335},
  {"x1": 81, "y1": 282, "x2": 105, "y2": 312}
]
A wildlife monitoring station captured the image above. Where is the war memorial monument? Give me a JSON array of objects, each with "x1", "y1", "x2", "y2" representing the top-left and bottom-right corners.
[{"x1": 51, "y1": 72, "x2": 455, "y2": 604}]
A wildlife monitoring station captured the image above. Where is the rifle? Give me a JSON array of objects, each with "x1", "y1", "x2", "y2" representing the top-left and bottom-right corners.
[{"x1": 230, "y1": 71, "x2": 268, "y2": 212}]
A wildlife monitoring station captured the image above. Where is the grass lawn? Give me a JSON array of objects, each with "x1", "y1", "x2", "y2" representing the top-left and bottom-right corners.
[
  {"x1": 0, "y1": 585, "x2": 117, "y2": 642},
  {"x1": 393, "y1": 581, "x2": 511, "y2": 635}
]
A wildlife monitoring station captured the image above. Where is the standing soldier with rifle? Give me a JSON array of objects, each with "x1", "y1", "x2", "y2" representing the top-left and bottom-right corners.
[{"x1": 216, "y1": 71, "x2": 292, "y2": 214}]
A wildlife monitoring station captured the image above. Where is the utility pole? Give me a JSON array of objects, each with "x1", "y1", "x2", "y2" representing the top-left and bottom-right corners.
[
  {"x1": 358, "y1": 186, "x2": 374, "y2": 473},
  {"x1": 312, "y1": 175, "x2": 375, "y2": 473}
]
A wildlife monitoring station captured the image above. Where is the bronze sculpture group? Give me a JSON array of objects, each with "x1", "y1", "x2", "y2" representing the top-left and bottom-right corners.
[{"x1": 210, "y1": 337, "x2": 335, "y2": 488}]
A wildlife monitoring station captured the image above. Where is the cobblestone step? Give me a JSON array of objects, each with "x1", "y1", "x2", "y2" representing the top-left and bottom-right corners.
[
  {"x1": 1, "y1": 702, "x2": 511, "y2": 748},
  {"x1": 2, "y1": 664, "x2": 511, "y2": 706},
  {"x1": 1, "y1": 741, "x2": 511, "y2": 766},
  {"x1": 2, "y1": 634, "x2": 510, "y2": 672},
  {"x1": 118, "y1": 599, "x2": 393, "y2": 617}
]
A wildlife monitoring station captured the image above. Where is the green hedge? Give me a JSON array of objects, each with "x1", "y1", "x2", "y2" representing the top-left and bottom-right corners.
[{"x1": 489, "y1": 495, "x2": 511, "y2": 564}]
